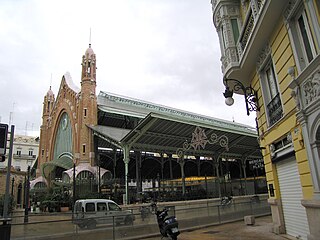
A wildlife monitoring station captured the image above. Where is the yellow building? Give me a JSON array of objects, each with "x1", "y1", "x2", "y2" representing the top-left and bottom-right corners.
[{"x1": 211, "y1": 1, "x2": 320, "y2": 239}]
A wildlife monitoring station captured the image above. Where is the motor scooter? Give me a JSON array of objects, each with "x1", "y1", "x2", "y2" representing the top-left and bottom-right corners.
[
  {"x1": 151, "y1": 203, "x2": 180, "y2": 240},
  {"x1": 221, "y1": 196, "x2": 233, "y2": 206}
]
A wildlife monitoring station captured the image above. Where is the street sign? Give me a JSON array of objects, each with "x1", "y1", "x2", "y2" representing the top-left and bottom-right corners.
[
  {"x1": 249, "y1": 158, "x2": 264, "y2": 169},
  {"x1": 0, "y1": 123, "x2": 8, "y2": 156}
]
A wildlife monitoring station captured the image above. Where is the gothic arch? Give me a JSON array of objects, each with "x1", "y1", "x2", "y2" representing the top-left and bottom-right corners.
[
  {"x1": 50, "y1": 106, "x2": 77, "y2": 161},
  {"x1": 42, "y1": 111, "x2": 75, "y2": 179},
  {"x1": 51, "y1": 111, "x2": 74, "y2": 159}
]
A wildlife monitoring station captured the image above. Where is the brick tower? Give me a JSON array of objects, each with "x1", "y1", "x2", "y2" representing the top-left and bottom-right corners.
[
  {"x1": 78, "y1": 44, "x2": 97, "y2": 164},
  {"x1": 38, "y1": 87, "x2": 55, "y2": 175}
]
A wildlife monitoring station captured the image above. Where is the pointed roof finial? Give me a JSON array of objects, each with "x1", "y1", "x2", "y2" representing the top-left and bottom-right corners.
[
  {"x1": 46, "y1": 73, "x2": 54, "y2": 97},
  {"x1": 89, "y1": 27, "x2": 91, "y2": 48}
]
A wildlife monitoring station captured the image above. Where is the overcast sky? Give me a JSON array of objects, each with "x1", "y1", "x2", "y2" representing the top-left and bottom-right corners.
[{"x1": 0, "y1": 0, "x2": 256, "y2": 136}]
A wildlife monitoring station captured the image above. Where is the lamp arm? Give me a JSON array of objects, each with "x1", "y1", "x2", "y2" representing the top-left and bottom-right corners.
[{"x1": 224, "y1": 78, "x2": 259, "y2": 116}]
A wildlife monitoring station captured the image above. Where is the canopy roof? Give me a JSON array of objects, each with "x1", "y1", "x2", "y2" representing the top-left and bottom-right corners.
[
  {"x1": 41, "y1": 155, "x2": 73, "y2": 179},
  {"x1": 121, "y1": 112, "x2": 260, "y2": 159},
  {"x1": 93, "y1": 92, "x2": 261, "y2": 160}
]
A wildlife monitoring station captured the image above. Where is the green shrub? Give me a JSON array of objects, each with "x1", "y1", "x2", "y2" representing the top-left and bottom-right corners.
[{"x1": 0, "y1": 195, "x2": 15, "y2": 216}]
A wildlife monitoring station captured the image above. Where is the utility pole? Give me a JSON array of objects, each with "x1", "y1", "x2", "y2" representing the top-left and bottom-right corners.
[{"x1": 3, "y1": 125, "x2": 14, "y2": 218}]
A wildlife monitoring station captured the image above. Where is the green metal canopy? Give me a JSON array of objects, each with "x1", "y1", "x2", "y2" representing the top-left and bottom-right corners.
[{"x1": 42, "y1": 155, "x2": 73, "y2": 179}]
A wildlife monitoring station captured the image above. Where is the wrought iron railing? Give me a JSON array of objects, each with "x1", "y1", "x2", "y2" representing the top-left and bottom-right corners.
[
  {"x1": 237, "y1": 0, "x2": 266, "y2": 59},
  {"x1": 10, "y1": 196, "x2": 271, "y2": 240},
  {"x1": 267, "y1": 94, "x2": 283, "y2": 126},
  {"x1": 239, "y1": 11, "x2": 254, "y2": 51},
  {"x1": 13, "y1": 154, "x2": 36, "y2": 159}
]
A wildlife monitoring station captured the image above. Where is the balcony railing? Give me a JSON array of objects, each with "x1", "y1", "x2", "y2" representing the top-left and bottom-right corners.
[
  {"x1": 238, "y1": 11, "x2": 254, "y2": 55},
  {"x1": 267, "y1": 94, "x2": 283, "y2": 126},
  {"x1": 13, "y1": 154, "x2": 36, "y2": 159},
  {"x1": 237, "y1": 0, "x2": 267, "y2": 59}
]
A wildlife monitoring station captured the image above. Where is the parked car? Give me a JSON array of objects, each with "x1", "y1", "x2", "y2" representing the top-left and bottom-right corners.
[{"x1": 73, "y1": 199, "x2": 135, "y2": 229}]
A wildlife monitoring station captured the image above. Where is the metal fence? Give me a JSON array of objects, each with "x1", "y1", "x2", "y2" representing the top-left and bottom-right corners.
[{"x1": 9, "y1": 196, "x2": 271, "y2": 240}]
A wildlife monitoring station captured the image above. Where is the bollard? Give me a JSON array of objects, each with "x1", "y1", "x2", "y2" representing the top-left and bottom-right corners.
[
  {"x1": 244, "y1": 215, "x2": 255, "y2": 225},
  {"x1": 0, "y1": 219, "x2": 12, "y2": 240}
]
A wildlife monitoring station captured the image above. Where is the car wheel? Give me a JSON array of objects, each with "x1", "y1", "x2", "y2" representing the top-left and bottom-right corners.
[
  {"x1": 87, "y1": 220, "x2": 96, "y2": 229},
  {"x1": 78, "y1": 223, "x2": 86, "y2": 229}
]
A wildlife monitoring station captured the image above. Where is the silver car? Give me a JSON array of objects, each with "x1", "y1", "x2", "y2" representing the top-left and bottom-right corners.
[{"x1": 73, "y1": 199, "x2": 135, "y2": 229}]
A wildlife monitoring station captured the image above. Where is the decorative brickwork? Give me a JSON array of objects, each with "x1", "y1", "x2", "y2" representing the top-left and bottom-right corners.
[{"x1": 38, "y1": 45, "x2": 97, "y2": 179}]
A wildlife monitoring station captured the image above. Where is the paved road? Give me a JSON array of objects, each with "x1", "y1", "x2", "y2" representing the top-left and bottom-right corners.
[
  {"x1": 10, "y1": 201, "x2": 272, "y2": 240},
  {"x1": 142, "y1": 216, "x2": 292, "y2": 240}
]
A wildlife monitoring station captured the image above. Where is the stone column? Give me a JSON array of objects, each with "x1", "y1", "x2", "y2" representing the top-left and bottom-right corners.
[{"x1": 268, "y1": 198, "x2": 286, "y2": 234}]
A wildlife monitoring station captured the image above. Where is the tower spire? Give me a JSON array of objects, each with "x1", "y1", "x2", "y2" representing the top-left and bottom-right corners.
[
  {"x1": 50, "y1": 73, "x2": 52, "y2": 89},
  {"x1": 89, "y1": 28, "x2": 91, "y2": 47}
]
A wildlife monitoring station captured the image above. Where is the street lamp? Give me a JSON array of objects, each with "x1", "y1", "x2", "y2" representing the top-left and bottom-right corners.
[
  {"x1": 223, "y1": 78, "x2": 260, "y2": 116},
  {"x1": 24, "y1": 160, "x2": 32, "y2": 223}
]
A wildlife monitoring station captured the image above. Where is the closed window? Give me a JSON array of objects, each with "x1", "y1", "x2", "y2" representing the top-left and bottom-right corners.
[
  {"x1": 296, "y1": 10, "x2": 316, "y2": 63},
  {"x1": 97, "y1": 203, "x2": 107, "y2": 212},
  {"x1": 85, "y1": 203, "x2": 95, "y2": 212},
  {"x1": 231, "y1": 19, "x2": 240, "y2": 44},
  {"x1": 265, "y1": 63, "x2": 278, "y2": 100},
  {"x1": 287, "y1": 3, "x2": 318, "y2": 72},
  {"x1": 260, "y1": 60, "x2": 283, "y2": 126}
]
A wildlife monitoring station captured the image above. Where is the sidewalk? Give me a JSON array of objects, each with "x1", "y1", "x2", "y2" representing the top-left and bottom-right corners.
[{"x1": 143, "y1": 215, "x2": 294, "y2": 240}]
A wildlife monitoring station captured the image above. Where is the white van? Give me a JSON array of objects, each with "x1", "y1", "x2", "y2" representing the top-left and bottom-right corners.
[{"x1": 73, "y1": 199, "x2": 135, "y2": 229}]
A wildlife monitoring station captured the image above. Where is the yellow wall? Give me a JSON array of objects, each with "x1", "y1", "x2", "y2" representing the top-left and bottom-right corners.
[{"x1": 253, "y1": 20, "x2": 313, "y2": 199}]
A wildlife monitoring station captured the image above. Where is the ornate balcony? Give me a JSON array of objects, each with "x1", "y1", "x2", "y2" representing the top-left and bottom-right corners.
[
  {"x1": 266, "y1": 94, "x2": 283, "y2": 126},
  {"x1": 13, "y1": 154, "x2": 37, "y2": 159},
  {"x1": 212, "y1": 0, "x2": 289, "y2": 83}
]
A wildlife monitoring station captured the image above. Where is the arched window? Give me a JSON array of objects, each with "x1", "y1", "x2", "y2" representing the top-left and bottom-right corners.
[
  {"x1": 101, "y1": 172, "x2": 112, "y2": 184},
  {"x1": 77, "y1": 170, "x2": 94, "y2": 181},
  {"x1": 34, "y1": 182, "x2": 47, "y2": 189},
  {"x1": 62, "y1": 173, "x2": 71, "y2": 183}
]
